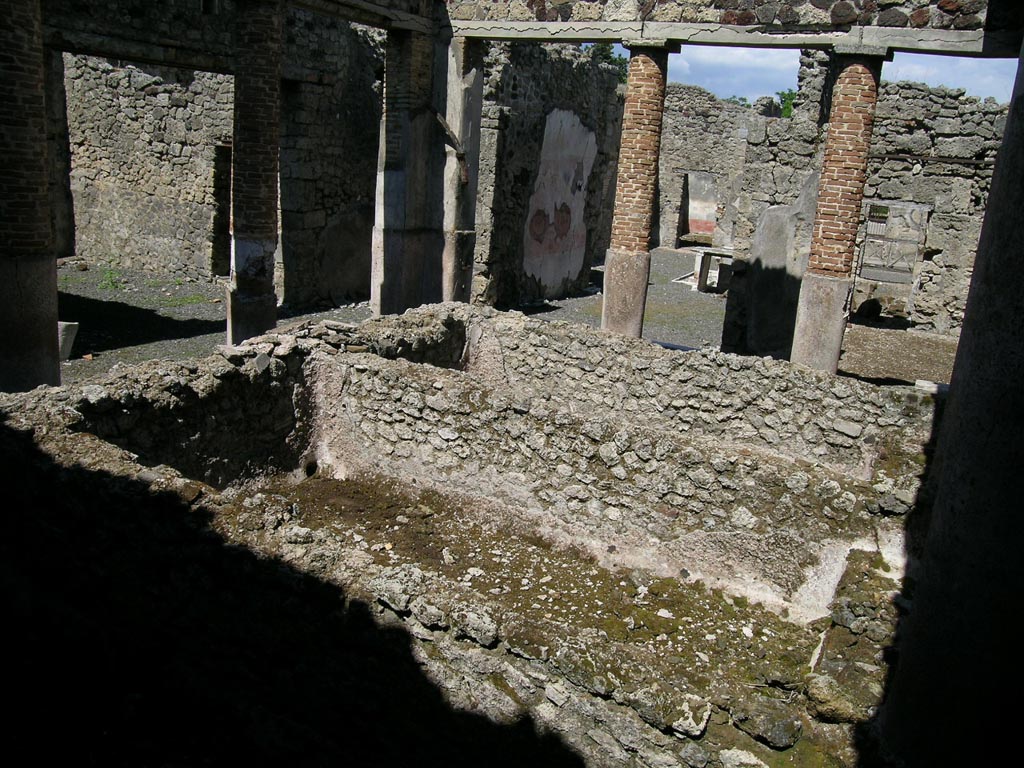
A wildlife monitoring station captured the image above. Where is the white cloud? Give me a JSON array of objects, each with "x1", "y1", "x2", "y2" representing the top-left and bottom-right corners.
[
  {"x1": 678, "y1": 46, "x2": 799, "y2": 73},
  {"x1": 668, "y1": 47, "x2": 800, "y2": 102},
  {"x1": 668, "y1": 56, "x2": 691, "y2": 82},
  {"x1": 664, "y1": 46, "x2": 1017, "y2": 105},
  {"x1": 883, "y1": 53, "x2": 1017, "y2": 102}
]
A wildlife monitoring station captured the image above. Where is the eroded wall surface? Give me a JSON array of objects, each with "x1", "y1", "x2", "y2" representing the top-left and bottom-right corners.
[
  {"x1": 445, "y1": 0, "x2": 989, "y2": 29},
  {"x1": 522, "y1": 109, "x2": 598, "y2": 298},
  {"x1": 661, "y1": 49, "x2": 1008, "y2": 338},
  {"x1": 64, "y1": 55, "x2": 235, "y2": 281},
  {"x1": 0, "y1": 303, "x2": 938, "y2": 766},
  {"x1": 62, "y1": 11, "x2": 383, "y2": 299},
  {"x1": 474, "y1": 43, "x2": 623, "y2": 306},
  {"x1": 866, "y1": 76, "x2": 1004, "y2": 333}
]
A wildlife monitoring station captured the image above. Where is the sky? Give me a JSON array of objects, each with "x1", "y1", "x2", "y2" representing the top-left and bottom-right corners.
[{"x1": 658, "y1": 46, "x2": 1018, "y2": 105}]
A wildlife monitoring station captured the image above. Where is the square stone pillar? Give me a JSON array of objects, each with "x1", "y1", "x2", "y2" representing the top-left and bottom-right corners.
[
  {"x1": 441, "y1": 37, "x2": 484, "y2": 304},
  {"x1": 791, "y1": 50, "x2": 885, "y2": 372},
  {"x1": 227, "y1": 0, "x2": 283, "y2": 345},
  {"x1": 371, "y1": 29, "x2": 446, "y2": 316},
  {"x1": 1, "y1": 0, "x2": 60, "y2": 392},
  {"x1": 601, "y1": 43, "x2": 673, "y2": 338}
]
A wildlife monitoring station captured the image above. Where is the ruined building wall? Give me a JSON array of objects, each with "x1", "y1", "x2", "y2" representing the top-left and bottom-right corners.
[
  {"x1": 865, "y1": 77, "x2": 1004, "y2": 334},
  {"x1": 473, "y1": 43, "x2": 623, "y2": 306},
  {"x1": 61, "y1": 36, "x2": 617, "y2": 309},
  {"x1": 661, "y1": 49, "x2": 1007, "y2": 337},
  {"x1": 445, "y1": 0, "x2": 989, "y2": 30},
  {"x1": 277, "y1": 15, "x2": 383, "y2": 306},
  {"x1": 657, "y1": 86, "x2": 762, "y2": 250},
  {"x1": 62, "y1": 9, "x2": 382, "y2": 300},
  {"x1": 1, "y1": 303, "x2": 937, "y2": 764},
  {"x1": 659, "y1": 80, "x2": 823, "y2": 255},
  {"x1": 64, "y1": 54, "x2": 234, "y2": 281}
]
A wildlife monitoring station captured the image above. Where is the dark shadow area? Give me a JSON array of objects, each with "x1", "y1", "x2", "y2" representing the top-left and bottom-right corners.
[
  {"x1": 850, "y1": 378, "x2": 952, "y2": 766},
  {"x1": 720, "y1": 260, "x2": 802, "y2": 359},
  {"x1": 210, "y1": 144, "x2": 232, "y2": 277},
  {"x1": 1, "y1": 414, "x2": 584, "y2": 766},
  {"x1": 847, "y1": 311, "x2": 914, "y2": 332},
  {"x1": 516, "y1": 301, "x2": 562, "y2": 316},
  {"x1": 58, "y1": 292, "x2": 223, "y2": 355},
  {"x1": 835, "y1": 372, "x2": 915, "y2": 387}
]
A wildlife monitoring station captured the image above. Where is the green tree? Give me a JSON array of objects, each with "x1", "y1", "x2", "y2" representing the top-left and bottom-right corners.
[
  {"x1": 776, "y1": 88, "x2": 797, "y2": 118},
  {"x1": 724, "y1": 95, "x2": 750, "y2": 107},
  {"x1": 587, "y1": 42, "x2": 628, "y2": 84}
]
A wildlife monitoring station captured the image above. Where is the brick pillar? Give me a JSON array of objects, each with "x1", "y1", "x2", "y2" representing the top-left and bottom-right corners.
[
  {"x1": 371, "y1": 29, "x2": 446, "y2": 316},
  {"x1": 227, "y1": 0, "x2": 283, "y2": 345},
  {"x1": 601, "y1": 44, "x2": 670, "y2": 338},
  {"x1": 1, "y1": 0, "x2": 60, "y2": 391},
  {"x1": 791, "y1": 52, "x2": 883, "y2": 372},
  {"x1": 441, "y1": 37, "x2": 484, "y2": 304}
]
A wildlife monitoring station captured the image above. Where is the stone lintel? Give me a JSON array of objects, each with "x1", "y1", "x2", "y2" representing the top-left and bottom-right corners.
[
  {"x1": 449, "y1": 21, "x2": 999, "y2": 58},
  {"x1": 43, "y1": 28, "x2": 234, "y2": 75},
  {"x1": 622, "y1": 39, "x2": 680, "y2": 54},
  {"x1": 833, "y1": 42, "x2": 892, "y2": 61},
  {"x1": 293, "y1": 0, "x2": 434, "y2": 35}
]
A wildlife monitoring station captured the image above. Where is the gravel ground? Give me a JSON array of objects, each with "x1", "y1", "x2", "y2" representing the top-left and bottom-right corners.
[
  {"x1": 57, "y1": 258, "x2": 372, "y2": 386},
  {"x1": 56, "y1": 252, "x2": 959, "y2": 387}
]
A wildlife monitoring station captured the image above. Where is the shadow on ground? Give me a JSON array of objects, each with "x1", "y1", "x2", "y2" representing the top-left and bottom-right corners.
[
  {"x1": 2, "y1": 416, "x2": 583, "y2": 767},
  {"x1": 59, "y1": 292, "x2": 223, "y2": 355}
]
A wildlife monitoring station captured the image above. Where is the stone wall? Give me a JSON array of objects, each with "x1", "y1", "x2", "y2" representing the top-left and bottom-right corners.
[
  {"x1": 864, "y1": 76, "x2": 1004, "y2": 333},
  {"x1": 64, "y1": 55, "x2": 235, "y2": 280},
  {"x1": 662, "y1": 48, "x2": 1007, "y2": 339},
  {"x1": 62, "y1": 10, "x2": 382, "y2": 297},
  {"x1": 474, "y1": 43, "x2": 623, "y2": 306},
  {"x1": 278, "y1": 14, "x2": 382, "y2": 306},
  {"x1": 445, "y1": 0, "x2": 989, "y2": 30},
  {"x1": 1, "y1": 302, "x2": 934, "y2": 765},
  {"x1": 661, "y1": 86, "x2": 767, "y2": 250}
]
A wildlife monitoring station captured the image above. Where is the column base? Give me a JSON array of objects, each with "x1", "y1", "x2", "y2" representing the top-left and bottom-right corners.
[
  {"x1": 442, "y1": 230, "x2": 476, "y2": 304},
  {"x1": 601, "y1": 248, "x2": 651, "y2": 338},
  {"x1": 0, "y1": 253, "x2": 60, "y2": 392},
  {"x1": 226, "y1": 288, "x2": 277, "y2": 346},
  {"x1": 790, "y1": 272, "x2": 853, "y2": 373},
  {"x1": 371, "y1": 227, "x2": 445, "y2": 316}
]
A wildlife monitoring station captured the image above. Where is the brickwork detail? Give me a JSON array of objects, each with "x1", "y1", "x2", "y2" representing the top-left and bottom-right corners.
[
  {"x1": 231, "y1": 0, "x2": 283, "y2": 291},
  {"x1": 808, "y1": 57, "x2": 881, "y2": 277},
  {"x1": 382, "y1": 30, "x2": 435, "y2": 169},
  {"x1": 3, "y1": 0, "x2": 52, "y2": 258},
  {"x1": 609, "y1": 48, "x2": 668, "y2": 255}
]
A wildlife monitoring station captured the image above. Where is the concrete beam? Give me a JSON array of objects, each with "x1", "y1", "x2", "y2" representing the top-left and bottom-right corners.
[
  {"x1": 293, "y1": 0, "x2": 434, "y2": 34},
  {"x1": 43, "y1": 28, "x2": 234, "y2": 74},
  {"x1": 448, "y1": 21, "x2": 1015, "y2": 58}
]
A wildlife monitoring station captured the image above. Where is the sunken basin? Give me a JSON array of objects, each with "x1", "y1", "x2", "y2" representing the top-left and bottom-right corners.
[{"x1": 1, "y1": 304, "x2": 935, "y2": 766}]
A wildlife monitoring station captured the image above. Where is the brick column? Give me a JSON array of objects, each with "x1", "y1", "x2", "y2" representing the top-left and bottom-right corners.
[
  {"x1": 371, "y1": 30, "x2": 446, "y2": 316},
  {"x1": 227, "y1": 0, "x2": 283, "y2": 345},
  {"x1": 791, "y1": 52, "x2": 884, "y2": 372},
  {"x1": 601, "y1": 44, "x2": 670, "y2": 338},
  {"x1": 1, "y1": 0, "x2": 60, "y2": 391},
  {"x1": 441, "y1": 37, "x2": 484, "y2": 304}
]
